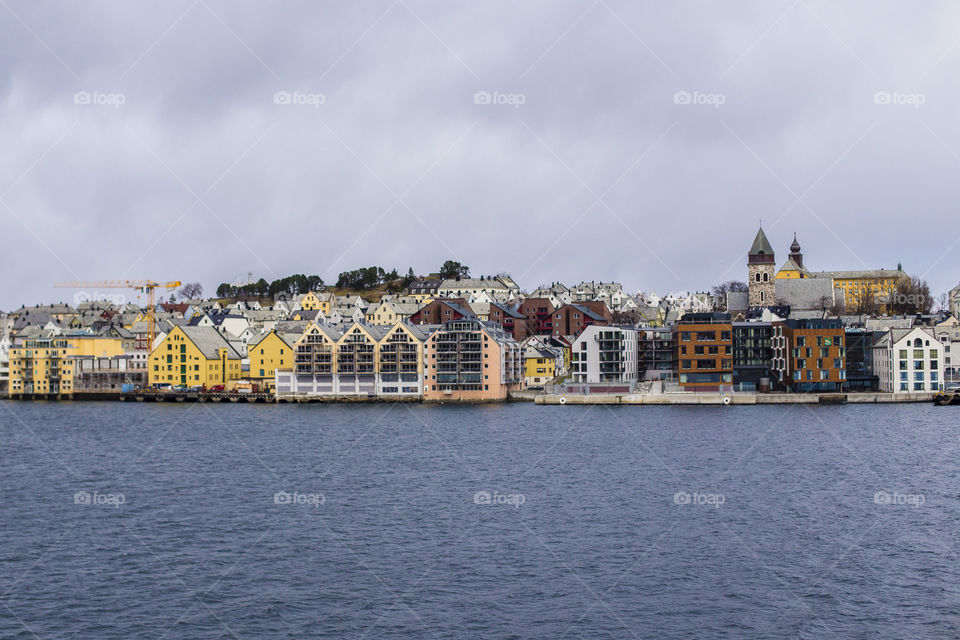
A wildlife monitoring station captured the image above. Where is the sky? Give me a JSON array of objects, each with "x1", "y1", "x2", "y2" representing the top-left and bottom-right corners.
[{"x1": 2, "y1": 1, "x2": 960, "y2": 310}]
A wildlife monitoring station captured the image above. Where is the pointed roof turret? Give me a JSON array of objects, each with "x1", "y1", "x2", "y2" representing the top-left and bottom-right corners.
[{"x1": 749, "y1": 226, "x2": 775, "y2": 256}]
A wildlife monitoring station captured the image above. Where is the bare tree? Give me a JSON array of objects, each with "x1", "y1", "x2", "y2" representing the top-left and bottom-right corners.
[
  {"x1": 178, "y1": 282, "x2": 204, "y2": 300},
  {"x1": 711, "y1": 281, "x2": 748, "y2": 311},
  {"x1": 887, "y1": 276, "x2": 932, "y2": 314},
  {"x1": 933, "y1": 292, "x2": 949, "y2": 313},
  {"x1": 850, "y1": 288, "x2": 880, "y2": 316}
]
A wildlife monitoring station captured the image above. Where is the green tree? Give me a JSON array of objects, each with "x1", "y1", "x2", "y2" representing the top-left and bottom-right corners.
[{"x1": 439, "y1": 260, "x2": 469, "y2": 279}]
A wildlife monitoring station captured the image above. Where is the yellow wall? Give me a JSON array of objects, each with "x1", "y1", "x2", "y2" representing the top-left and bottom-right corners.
[
  {"x1": 835, "y1": 276, "x2": 902, "y2": 311},
  {"x1": 775, "y1": 268, "x2": 802, "y2": 279},
  {"x1": 250, "y1": 332, "x2": 292, "y2": 387},
  {"x1": 524, "y1": 356, "x2": 555, "y2": 380},
  {"x1": 8, "y1": 335, "x2": 124, "y2": 396},
  {"x1": 300, "y1": 291, "x2": 333, "y2": 314},
  {"x1": 148, "y1": 326, "x2": 241, "y2": 387}
]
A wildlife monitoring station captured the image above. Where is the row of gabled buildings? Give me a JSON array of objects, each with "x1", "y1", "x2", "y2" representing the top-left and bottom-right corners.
[{"x1": 5, "y1": 225, "x2": 960, "y2": 399}]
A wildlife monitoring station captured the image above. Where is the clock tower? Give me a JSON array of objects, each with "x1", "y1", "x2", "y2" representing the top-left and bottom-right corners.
[{"x1": 748, "y1": 226, "x2": 776, "y2": 307}]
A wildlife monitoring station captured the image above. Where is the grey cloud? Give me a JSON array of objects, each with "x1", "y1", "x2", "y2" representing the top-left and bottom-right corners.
[{"x1": 2, "y1": 0, "x2": 960, "y2": 309}]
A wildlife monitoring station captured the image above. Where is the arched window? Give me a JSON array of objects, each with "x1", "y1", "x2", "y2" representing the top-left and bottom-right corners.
[
  {"x1": 755, "y1": 273, "x2": 761, "y2": 282},
  {"x1": 914, "y1": 338, "x2": 923, "y2": 348},
  {"x1": 762, "y1": 273, "x2": 769, "y2": 282},
  {"x1": 760, "y1": 291, "x2": 765, "y2": 302}
]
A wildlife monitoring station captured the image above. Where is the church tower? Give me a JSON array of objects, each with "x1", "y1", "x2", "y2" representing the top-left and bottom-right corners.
[
  {"x1": 788, "y1": 233, "x2": 803, "y2": 270},
  {"x1": 748, "y1": 226, "x2": 776, "y2": 307}
]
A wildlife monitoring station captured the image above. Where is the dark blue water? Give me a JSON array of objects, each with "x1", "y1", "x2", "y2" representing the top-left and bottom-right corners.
[{"x1": 1, "y1": 400, "x2": 958, "y2": 639}]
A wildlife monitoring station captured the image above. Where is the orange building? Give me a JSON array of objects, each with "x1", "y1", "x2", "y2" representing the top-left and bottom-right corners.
[
  {"x1": 771, "y1": 319, "x2": 846, "y2": 392},
  {"x1": 673, "y1": 313, "x2": 733, "y2": 391},
  {"x1": 423, "y1": 319, "x2": 523, "y2": 401}
]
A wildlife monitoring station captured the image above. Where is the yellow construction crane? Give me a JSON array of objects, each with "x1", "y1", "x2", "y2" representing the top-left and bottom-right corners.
[{"x1": 54, "y1": 280, "x2": 181, "y2": 348}]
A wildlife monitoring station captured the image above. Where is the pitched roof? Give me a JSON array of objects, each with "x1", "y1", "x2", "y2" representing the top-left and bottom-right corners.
[
  {"x1": 810, "y1": 268, "x2": 906, "y2": 280},
  {"x1": 777, "y1": 256, "x2": 812, "y2": 276},
  {"x1": 749, "y1": 227, "x2": 775, "y2": 256},
  {"x1": 178, "y1": 326, "x2": 242, "y2": 360},
  {"x1": 774, "y1": 278, "x2": 837, "y2": 310}
]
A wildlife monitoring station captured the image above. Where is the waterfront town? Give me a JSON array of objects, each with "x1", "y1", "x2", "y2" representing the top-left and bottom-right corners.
[{"x1": 3, "y1": 227, "x2": 959, "y2": 403}]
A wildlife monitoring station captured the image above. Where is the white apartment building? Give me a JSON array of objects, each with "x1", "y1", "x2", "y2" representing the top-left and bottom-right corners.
[
  {"x1": 873, "y1": 327, "x2": 944, "y2": 393},
  {"x1": 570, "y1": 326, "x2": 639, "y2": 384},
  {"x1": 933, "y1": 318, "x2": 960, "y2": 385},
  {"x1": 0, "y1": 331, "x2": 10, "y2": 395}
]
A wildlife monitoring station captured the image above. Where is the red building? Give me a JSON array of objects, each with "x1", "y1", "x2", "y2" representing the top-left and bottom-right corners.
[
  {"x1": 519, "y1": 298, "x2": 556, "y2": 335},
  {"x1": 551, "y1": 303, "x2": 611, "y2": 337},
  {"x1": 488, "y1": 302, "x2": 530, "y2": 342},
  {"x1": 409, "y1": 299, "x2": 473, "y2": 325}
]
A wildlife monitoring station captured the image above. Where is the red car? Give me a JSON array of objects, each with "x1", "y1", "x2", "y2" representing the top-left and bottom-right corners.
[{"x1": 208, "y1": 385, "x2": 225, "y2": 392}]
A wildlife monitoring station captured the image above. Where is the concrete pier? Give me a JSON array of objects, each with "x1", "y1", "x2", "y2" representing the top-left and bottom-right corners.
[{"x1": 535, "y1": 392, "x2": 936, "y2": 405}]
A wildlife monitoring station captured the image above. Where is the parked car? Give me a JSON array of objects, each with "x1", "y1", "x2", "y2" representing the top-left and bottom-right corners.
[
  {"x1": 172, "y1": 384, "x2": 189, "y2": 392},
  {"x1": 945, "y1": 383, "x2": 960, "y2": 393},
  {"x1": 189, "y1": 386, "x2": 203, "y2": 392},
  {"x1": 209, "y1": 384, "x2": 225, "y2": 392},
  {"x1": 152, "y1": 383, "x2": 171, "y2": 391}
]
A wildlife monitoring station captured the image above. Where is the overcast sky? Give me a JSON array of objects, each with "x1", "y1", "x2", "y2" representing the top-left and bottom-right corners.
[{"x1": 2, "y1": 1, "x2": 960, "y2": 309}]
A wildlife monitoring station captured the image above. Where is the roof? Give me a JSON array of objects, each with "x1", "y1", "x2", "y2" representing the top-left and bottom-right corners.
[
  {"x1": 178, "y1": 326, "x2": 242, "y2": 360},
  {"x1": 774, "y1": 278, "x2": 838, "y2": 310},
  {"x1": 248, "y1": 329, "x2": 297, "y2": 350},
  {"x1": 490, "y1": 302, "x2": 525, "y2": 319},
  {"x1": 568, "y1": 304, "x2": 605, "y2": 321},
  {"x1": 811, "y1": 268, "x2": 906, "y2": 280},
  {"x1": 778, "y1": 256, "x2": 812, "y2": 276},
  {"x1": 438, "y1": 277, "x2": 510, "y2": 291},
  {"x1": 749, "y1": 227, "x2": 775, "y2": 256}
]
